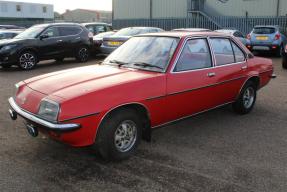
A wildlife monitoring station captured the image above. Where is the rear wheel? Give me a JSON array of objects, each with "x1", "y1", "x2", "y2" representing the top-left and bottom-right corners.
[
  {"x1": 276, "y1": 45, "x2": 283, "y2": 57},
  {"x1": 76, "y1": 47, "x2": 89, "y2": 63},
  {"x1": 18, "y1": 51, "x2": 38, "y2": 70},
  {"x1": 94, "y1": 108, "x2": 142, "y2": 161},
  {"x1": 233, "y1": 81, "x2": 257, "y2": 115}
]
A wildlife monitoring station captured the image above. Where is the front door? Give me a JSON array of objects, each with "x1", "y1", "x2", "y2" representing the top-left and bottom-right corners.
[
  {"x1": 165, "y1": 38, "x2": 219, "y2": 121},
  {"x1": 38, "y1": 27, "x2": 65, "y2": 59}
]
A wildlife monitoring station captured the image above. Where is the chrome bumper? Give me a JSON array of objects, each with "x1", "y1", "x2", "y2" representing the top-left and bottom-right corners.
[{"x1": 8, "y1": 97, "x2": 81, "y2": 132}]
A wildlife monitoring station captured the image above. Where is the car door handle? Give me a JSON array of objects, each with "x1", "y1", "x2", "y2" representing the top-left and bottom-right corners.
[
  {"x1": 241, "y1": 66, "x2": 248, "y2": 70},
  {"x1": 57, "y1": 40, "x2": 63, "y2": 43},
  {"x1": 207, "y1": 72, "x2": 216, "y2": 77}
]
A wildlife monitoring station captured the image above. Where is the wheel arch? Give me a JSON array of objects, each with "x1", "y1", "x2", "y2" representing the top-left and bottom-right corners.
[
  {"x1": 237, "y1": 75, "x2": 260, "y2": 99},
  {"x1": 18, "y1": 47, "x2": 39, "y2": 61},
  {"x1": 96, "y1": 102, "x2": 152, "y2": 142}
]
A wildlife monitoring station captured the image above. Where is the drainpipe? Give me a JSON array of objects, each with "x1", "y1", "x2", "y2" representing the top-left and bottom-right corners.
[{"x1": 276, "y1": 0, "x2": 280, "y2": 17}]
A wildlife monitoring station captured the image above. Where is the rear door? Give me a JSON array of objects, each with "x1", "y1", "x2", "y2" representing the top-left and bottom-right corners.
[
  {"x1": 208, "y1": 37, "x2": 247, "y2": 105},
  {"x1": 58, "y1": 26, "x2": 83, "y2": 56},
  {"x1": 165, "y1": 38, "x2": 219, "y2": 121}
]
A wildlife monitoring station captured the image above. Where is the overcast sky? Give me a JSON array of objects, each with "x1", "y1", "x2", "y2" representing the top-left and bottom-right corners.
[{"x1": 3, "y1": 0, "x2": 112, "y2": 13}]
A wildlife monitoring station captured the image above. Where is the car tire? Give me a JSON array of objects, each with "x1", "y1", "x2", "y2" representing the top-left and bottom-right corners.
[
  {"x1": 283, "y1": 57, "x2": 287, "y2": 69},
  {"x1": 76, "y1": 46, "x2": 89, "y2": 63},
  {"x1": 18, "y1": 51, "x2": 38, "y2": 70},
  {"x1": 276, "y1": 45, "x2": 283, "y2": 57},
  {"x1": 55, "y1": 57, "x2": 64, "y2": 62},
  {"x1": 233, "y1": 81, "x2": 257, "y2": 115},
  {"x1": 94, "y1": 108, "x2": 142, "y2": 161}
]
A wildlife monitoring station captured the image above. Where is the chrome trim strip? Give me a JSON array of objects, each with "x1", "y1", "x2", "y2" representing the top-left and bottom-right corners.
[
  {"x1": 168, "y1": 76, "x2": 245, "y2": 96},
  {"x1": 152, "y1": 101, "x2": 234, "y2": 129},
  {"x1": 8, "y1": 97, "x2": 80, "y2": 131},
  {"x1": 146, "y1": 95, "x2": 165, "y2": 101},
  {"x1": 60, "y1": 112, "x2": 100, "y2": 123}
]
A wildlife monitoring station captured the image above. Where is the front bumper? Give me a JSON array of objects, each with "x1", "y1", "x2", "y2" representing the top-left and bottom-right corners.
[{"x1": 8, "y1": 97, "x2": 81, "y2": 132}]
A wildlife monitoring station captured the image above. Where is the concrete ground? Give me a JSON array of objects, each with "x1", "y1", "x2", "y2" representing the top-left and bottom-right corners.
[{"x1": 0, "y1": 56, "x2": 286, "y2": 192}]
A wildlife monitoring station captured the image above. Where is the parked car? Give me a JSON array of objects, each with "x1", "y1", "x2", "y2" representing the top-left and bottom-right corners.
[
  {"x1": 82, "y1": 22, "x2": 113, "y2": 35},
  {"x1": 101, "y1": 27, "x2": 164, "y2": 54},
  {"x1": 282, "y1": 45, "x2": 287, "y2": 69},
  {"x1": 246, "y1": 25, "x2": 287, "y2": 56},
  {"x1": 215, "y1": 29, "x2": 248, "y2": 46},
  {"x1": 0, "y1": 25, "x2": 25, "y2": 30},
  {"x1": 8, "y1": 32, "x2": 275, "y2": 161},
  {"x1": 0, "y1": 30, "x2": 23, "y2": 40},
  {"x1": 0, "y1": 23, "x2": 93, "y2": 70},
  {"x1": 93, "y1": 31, "x2": 116, "y2": 54},
  {"x1": 172, "y1": 28, "x2": 212, "y2": 32}
]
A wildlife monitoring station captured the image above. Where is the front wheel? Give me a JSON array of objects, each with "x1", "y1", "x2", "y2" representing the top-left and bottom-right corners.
[
  {"x1": 94, "y1": 108, "x2": 142, "y2": 161},
  {"x1": 76, "y1": 47, "x2": 89, "y2": 63},
  {"x1": 18, "y1": 51, "x2": 38, "y2": 70},
  {"x1": 233, "y1": 81, "x2": 257, "y2": 115}
]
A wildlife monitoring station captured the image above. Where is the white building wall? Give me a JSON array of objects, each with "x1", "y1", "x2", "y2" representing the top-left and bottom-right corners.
[
  {"x1": 113, "y1": 0, "x2": 150, "y2": 19},
  {"x1": 204, "y1": 0, "x2": 284, "y2": 17},
  {"x1": 0, "y1": 1, "x2": 53, "y2": 19},
  {"x1": 152, "y1": 0, "x2": 187, "y2": 18}
]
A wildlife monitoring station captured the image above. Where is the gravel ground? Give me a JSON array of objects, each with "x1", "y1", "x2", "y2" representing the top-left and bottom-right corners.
[{"x1": 0, "y1": 56, "x2": 286, "y2": 192}]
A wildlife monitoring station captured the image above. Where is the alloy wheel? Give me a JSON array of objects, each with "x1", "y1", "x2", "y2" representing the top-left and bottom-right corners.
[
  {"x1": 19, "y1": 53, "x2": 36, "y2": 70},
  {"x1": 78, "y1": 48, "x2": 89, "y2": 62},
  {"x1": 114, "y1": 120, "x2": 137, "y2": 153},
  {"x1": 243, "y1": 87, "x2": 255, "y2": 109}
]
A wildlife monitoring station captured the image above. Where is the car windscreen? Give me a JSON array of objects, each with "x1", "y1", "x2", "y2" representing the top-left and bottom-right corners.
[
  {"x1": 114, "y1": 28, "x2": 146, "y2": 36},
  {"x1": 104, "y1": 36, "x2": 179, "y2": 72},
  {"x1": 253, "y1": 27, "x2": 276, "y2": 34},
  {"x1": 14, "y1": 26, "x2": 45, "y2": 39}
]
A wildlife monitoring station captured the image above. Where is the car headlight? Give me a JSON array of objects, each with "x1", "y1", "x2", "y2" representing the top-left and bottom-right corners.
[
  {"x1": 38, "y1": 99, "x2": 60, "y2": 122},
  {"x1": 0, "y1": 44, "x2": 17, "y2": 52}
]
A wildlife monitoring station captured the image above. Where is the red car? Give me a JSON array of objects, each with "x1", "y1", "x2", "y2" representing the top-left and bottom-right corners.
[{"x1": 9, "y1": 32, "x2": 276, "y2": 160}]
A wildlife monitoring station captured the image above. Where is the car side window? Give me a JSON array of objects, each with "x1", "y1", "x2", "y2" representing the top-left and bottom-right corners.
[
  {"x1": 59, "y1": 27, "x2": 82, "y2": 36},
  {"x1": 210, "y1": 38, "x2": 235, "y2": 66},
  {"x1": 175, "y1": 38, "x2": 212, "y2": 72},
  {"x1": 95, "y1": 25, "x2": 106, "y2": 34},
  {"x1": 42, "y1": 27, "x2": 60, "y2": 38},
  {"x1": 234, "y1": 31, "x2": 244, "y2": 38},
  {"x1": 231, "y1": 41, "x2": 245, "y2": 62},
  {"x1": 86, "y1": 26, "x2": 94, "y2": 34}
]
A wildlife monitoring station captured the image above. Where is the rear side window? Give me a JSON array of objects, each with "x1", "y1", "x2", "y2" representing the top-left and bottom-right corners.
[
  {"x1": 59, "y1": 26, "x2": 82, "y2": 36},
  {"x1": 253, "y1": 27, "x2": 276, "y2": 34},
  {"x1": 210, "y1": 38, "x2": 235, "y2": 66},
  {"x1": 175, "y1": 38, "x2": 212, "y2": 72},
  {"x1": 231, "y1": 42, "x2": 245, "y2": 62}
]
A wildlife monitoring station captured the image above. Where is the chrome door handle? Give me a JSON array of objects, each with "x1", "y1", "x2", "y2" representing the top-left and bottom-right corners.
[
  {"x1": 241, "y1": 66, "x2": 248, "y2": 70},
  {"x1": 207, "y1": 72, "x2": 216, "y2": 77},
  {"x1": 57, "y1": 40, "x2": 63, "y2": 43}
]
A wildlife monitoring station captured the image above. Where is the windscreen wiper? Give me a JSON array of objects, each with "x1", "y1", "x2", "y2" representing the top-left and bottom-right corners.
[
  {"x1": 109, "y1": 60, "x2": 130, "y2": 67},
  {"x1": 133, "y1": 62, "x2": 164, "y2": 70}
]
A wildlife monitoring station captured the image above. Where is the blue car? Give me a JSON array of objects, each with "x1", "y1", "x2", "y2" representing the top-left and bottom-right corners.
[{"x1": 247, "y1": 25, "x2": 287, "y2": 56}]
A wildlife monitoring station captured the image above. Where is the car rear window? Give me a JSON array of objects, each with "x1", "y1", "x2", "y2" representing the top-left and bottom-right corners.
[{"x1": 253, "y1": 27, "x2": 276, "y2": 34}]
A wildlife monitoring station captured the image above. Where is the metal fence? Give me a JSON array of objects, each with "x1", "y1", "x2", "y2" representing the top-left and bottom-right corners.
[{"x1": 113, "y1": 16, "x2": 287, "y2": 34}]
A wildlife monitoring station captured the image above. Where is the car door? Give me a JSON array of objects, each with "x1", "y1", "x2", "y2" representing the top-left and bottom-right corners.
[
  {"x1": 38, "y1": 26, "x2": 65, "y2": 59},
  {"x1": 165, "y1": 38, "x2": 219, "y2": 121},
  {"x1": 208, "y1": 37, "x2": 247, "y2": 105},
  {"x1": 58, "y1": 26, "x2": 83, "y2": 56}
]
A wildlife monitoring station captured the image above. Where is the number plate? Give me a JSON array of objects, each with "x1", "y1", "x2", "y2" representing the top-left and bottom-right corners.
[
  {"x1": 256, "y1": 36, "x2": 268, "y2": 41},
  {"x1": 108, "y1": 41, "x2": 122, "y2": 46}
]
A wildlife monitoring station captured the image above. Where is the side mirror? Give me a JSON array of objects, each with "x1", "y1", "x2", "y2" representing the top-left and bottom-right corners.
[{"x1": 39, "y1": 34, "x2": 49, "y2": 40}]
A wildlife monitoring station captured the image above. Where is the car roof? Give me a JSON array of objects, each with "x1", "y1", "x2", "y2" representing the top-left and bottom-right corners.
[
  {"x1": 173, "y1": 28, "x2": 212, "y2": 32},
  {"x1": 137, "y1": 31, "x2": 232, "y2": 38},
  {"x1": 82, "y1": 22, "x2": 110, "y2": 26},
  {"x1": 0, "y1": 30, "x2": 22, "y2": 33},
  {"x1": 254, "y1": 25, "x2": 278, "y2": 28},
  {"x1": 122, "y1": 26, "x2": 162, "y2": 30},
  {"x1": 33, "y1": 23, "x2": 83, "y2": 28},
  {"x1": 215, "y1": 29, "x2": 237, "y2": 34}
]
